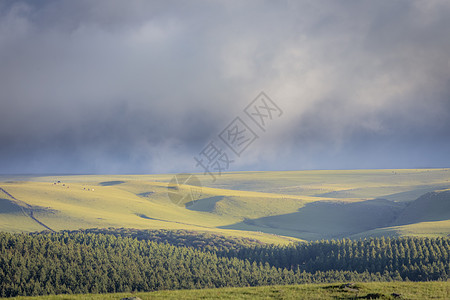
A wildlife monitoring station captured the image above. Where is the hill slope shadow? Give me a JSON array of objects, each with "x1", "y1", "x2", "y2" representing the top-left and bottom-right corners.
[
  {"x1": 393, "y1": 190, "x2": 450, "y2": 226},
  {"x1": 221, "y1": 199, "x2": 405, "y2": 239},
  {"x1": 185, "y1": 196, "x2": 225, "y2": 212},
  {"x1": 0, "y1": 198, "x2": 26, "y2": 214}
]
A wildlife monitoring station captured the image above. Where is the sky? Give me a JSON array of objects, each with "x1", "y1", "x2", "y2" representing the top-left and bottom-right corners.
[{"x1": 0, "y1": 0, "x2": 449, "y2": 174}]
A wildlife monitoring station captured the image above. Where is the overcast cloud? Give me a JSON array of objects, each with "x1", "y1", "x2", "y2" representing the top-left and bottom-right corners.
[{"x1": 0, "y1": 0, "x2": 449, "y2": 174}]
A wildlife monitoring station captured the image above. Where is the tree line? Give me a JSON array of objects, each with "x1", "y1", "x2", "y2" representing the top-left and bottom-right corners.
[
  {"x1": 1, "y1": 230, "x2": 449, "y2": 297},
  {"x1": 54, "y1": 228, "x2": 265, "y2": 252},
  {"x1": 219, "y1": 237, "x2": 450, "y2": 281}
]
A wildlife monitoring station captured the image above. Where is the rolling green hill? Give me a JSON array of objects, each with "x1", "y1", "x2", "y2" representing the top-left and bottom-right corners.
[
  {"x1": 1, "y1": 169, "x2": 450, "y2": 241},
  {"x1": 394, "y1": 189, "x2": 450, "y2": 225}
]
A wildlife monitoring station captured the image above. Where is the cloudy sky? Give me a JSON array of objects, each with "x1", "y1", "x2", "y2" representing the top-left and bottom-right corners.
[{"x1": 1, "y1": 0, "x2": 449, "y2": 174}]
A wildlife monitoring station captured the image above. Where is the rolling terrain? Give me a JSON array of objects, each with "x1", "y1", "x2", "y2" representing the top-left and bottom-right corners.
[{"x1": 1, "y1": 169, "x2": 450, "y2": 241}]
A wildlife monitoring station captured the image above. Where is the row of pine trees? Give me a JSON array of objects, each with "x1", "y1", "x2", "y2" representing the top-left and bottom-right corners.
[
  {"x1": 1, "y1": 230, "x2": 449, "y2": 297},
  {"x1": 220, "y1": 237, "x2": 450, "y2": 281}
]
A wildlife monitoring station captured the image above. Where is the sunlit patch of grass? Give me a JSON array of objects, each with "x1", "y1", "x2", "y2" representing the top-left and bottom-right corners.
[{"x1": 10, "y1": 281, "x2": 450, "y2": 300}]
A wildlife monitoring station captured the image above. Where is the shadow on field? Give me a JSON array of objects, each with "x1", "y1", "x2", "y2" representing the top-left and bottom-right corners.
[
  {"x1": 99, "y1": 181, "x2": 125, "y2": 186},
  {"x1": 220, "y1": 199, "x2": 405, "y2": 239},
  {"x1": 185, "y1": 196, "x2": 225, "y2": 212}
]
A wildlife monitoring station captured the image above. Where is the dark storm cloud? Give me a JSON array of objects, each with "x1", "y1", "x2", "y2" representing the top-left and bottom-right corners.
[{"x1": 0, "y1": 0, "x2": 449, "y2": 174}]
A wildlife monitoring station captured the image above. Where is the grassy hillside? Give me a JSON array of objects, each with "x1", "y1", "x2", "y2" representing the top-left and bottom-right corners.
[
  {"x1": 222, "y1": 198, "x2": 405, "y2": 240},
  {"x1": 9, "y1": 282, "x2": 450, "y2": 300},
  {"x1": 1, "y1": 169, "x2": 450, "y2": 241},
  {"x1": 394, "y1": 189, "x2": 450, "y2": 225},
  {"x1": 351, "y1": 189, "x2": 450, "y2": 239},
  {"x1": 0, "y1": 179, "x2": 301, "y2": 244}
]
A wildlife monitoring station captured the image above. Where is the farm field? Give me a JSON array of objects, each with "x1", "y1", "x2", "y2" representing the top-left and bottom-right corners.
[{"x1": 1, "y1": 169, "x2": 450, "y2": 241}]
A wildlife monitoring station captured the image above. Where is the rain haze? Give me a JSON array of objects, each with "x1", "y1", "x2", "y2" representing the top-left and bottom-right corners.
[{"x1": 1, "y1": 0, "x2": 449, "y2": 174}]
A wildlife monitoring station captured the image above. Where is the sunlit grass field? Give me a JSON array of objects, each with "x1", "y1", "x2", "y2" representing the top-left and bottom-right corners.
[
  {"x1": 1, "y1": 169, "x2": 449, "y2": 242},
  {"x1": 9, "y1": 282, "x2": 450, "y2": 300}
]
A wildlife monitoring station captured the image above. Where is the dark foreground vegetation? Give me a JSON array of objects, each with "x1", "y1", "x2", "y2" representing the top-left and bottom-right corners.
[{"x1": 1, "y1": 229, "x2": 449, "y2": 297}]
